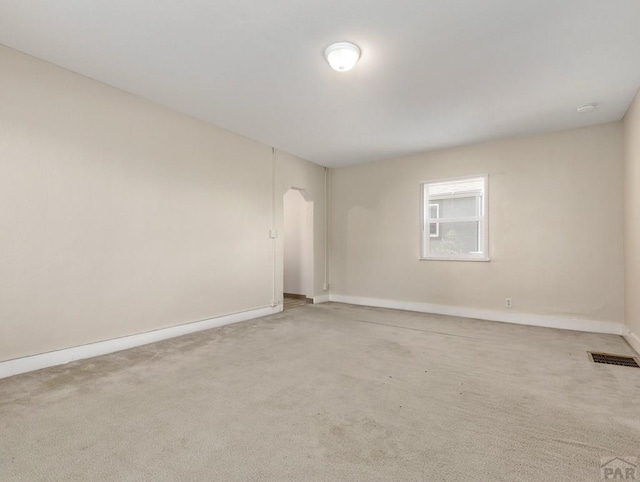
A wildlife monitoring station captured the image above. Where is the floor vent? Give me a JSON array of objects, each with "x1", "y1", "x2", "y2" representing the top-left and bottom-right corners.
[{"x1": 588, "y1": 352, "x2": 640, "y2": 368}]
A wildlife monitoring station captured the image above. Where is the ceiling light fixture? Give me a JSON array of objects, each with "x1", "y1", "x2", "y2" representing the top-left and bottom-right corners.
[
  {"x1": 577, "y1": 103, "x2": 597, "y2": 113},
  {"x1": 324, "y1": 42, "x2": 361, "y2": 72}
]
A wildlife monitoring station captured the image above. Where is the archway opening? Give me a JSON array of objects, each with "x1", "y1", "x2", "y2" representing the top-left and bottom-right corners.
[{"x1": 283, "y1": 188, "x2": 314, "y2": 310}]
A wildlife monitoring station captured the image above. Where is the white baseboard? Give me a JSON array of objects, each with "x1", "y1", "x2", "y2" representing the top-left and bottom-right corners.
[
  {"x1": 328, "y1": 294, "x2": 623, "y2": 335},
  {"x1": 312, "y1": 294, "x2": 330, "y2": 304},
  {"x1": 0, "y1": 305, "x2": 282, "y2": 380},
  {"x1": 624, "y1": 330, "x2": 640, "y2": 355}
]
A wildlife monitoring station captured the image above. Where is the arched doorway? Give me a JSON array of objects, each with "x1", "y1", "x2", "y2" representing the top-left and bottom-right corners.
[{"x1": 283, "y1": 188, "x2": 314, "y2": 310}]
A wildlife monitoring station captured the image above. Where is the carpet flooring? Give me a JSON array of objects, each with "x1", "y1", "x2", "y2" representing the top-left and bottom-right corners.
[{"x1": 1, "y1": 302, "x2": 639, "y2": 481}]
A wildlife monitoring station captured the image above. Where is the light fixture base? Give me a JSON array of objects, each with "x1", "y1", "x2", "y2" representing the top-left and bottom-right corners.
[
  {"x1": 577, "y1": 103, "x2": 597, "y2": 113},
  {"x1": 324, "y1": 41, "x2": 361, "y2": 72}
]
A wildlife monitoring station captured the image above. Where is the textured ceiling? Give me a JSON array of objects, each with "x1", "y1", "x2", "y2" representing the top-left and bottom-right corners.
[{"x1": 1, "y1": 0, "x2": 639, "y2": 166}]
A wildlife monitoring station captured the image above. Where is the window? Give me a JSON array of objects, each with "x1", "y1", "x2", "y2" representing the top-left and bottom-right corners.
[
  {"x1": 428, "y1": 204, "x2": 439, "y2": 237},
  {"x1": 421, "y1": 175, "x2": 488, "y2": 261}
]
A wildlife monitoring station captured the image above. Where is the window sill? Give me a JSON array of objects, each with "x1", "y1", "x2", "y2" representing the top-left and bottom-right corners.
[{"x1": 419, "y1": 257, "x2": 491, "y2": 262}]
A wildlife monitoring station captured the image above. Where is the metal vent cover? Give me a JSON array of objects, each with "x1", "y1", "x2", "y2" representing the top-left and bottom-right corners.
[{"x1": 588, "y1": 352, "x2": 640, "y2": 368}]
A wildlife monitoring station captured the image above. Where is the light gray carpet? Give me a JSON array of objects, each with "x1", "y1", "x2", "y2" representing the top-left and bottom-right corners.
[{"x1": 1, "y1": 303, "x2": 639, "y2": 481}]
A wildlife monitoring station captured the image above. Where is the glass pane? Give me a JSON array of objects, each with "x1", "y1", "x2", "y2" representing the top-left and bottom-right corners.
[
  {"x1": 430, "y1": 195, "x2": 481, "y2": 219},
  {"x1": 429, "y1": 221, "x2": 481, "y2": 256},
  {"x1": 429, "y1": 220, "x2": 439, "y2": 237}
]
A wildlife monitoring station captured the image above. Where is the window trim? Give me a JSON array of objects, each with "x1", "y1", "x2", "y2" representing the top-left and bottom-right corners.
[{"x1": 419, "y1": 174, "x2": 490, "y2": 262}]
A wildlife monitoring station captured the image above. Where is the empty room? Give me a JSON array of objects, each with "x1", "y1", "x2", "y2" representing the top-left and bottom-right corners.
[{"x1": 2, "y1": 1, "x2": 640, "y2": 481}]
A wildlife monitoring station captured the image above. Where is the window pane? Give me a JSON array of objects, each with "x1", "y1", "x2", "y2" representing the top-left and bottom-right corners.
[
  {"x1": 430, "y1": 195, "x2": 481, "y2": 219},
  {"x1": 429, "y1": 221, "x2": 480, "y2": 256}
]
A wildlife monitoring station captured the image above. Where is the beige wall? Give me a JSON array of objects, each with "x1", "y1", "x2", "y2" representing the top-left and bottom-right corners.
[
  {"x1": 0, "y1": 45, "x2": 326, "y2": 362},
  {"x1": 330, "y1": 123, "x2": 624, "y2": 325},
  {"x1": 0, "y1": 40, "x2": 629, "y2": 363},
  {"x1": 624, "y1": 89, "x2": 640, "y2": 344}
]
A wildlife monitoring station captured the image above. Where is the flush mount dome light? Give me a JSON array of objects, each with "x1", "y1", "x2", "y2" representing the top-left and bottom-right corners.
[
  {"x1": 577, "y1": 103, "x2": 597, "y2": 113},
  {"x1": 324, "y1": 42, "x2": 361, "y2": 72}
]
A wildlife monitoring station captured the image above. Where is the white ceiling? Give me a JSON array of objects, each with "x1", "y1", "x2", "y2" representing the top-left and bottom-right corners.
[{"x1": 1, "y1": 1, "x2": 639, "y2": 167}]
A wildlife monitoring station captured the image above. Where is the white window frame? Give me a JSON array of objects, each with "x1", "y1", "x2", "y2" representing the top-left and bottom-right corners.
[{"x1": 420, "y1": 174, "x2": 489, "y2": 261}]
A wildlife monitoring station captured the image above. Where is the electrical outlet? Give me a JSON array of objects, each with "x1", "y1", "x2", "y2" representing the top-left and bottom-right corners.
[{"x1": 505, "y1": 298, "x2": 513, "y2": 308}]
